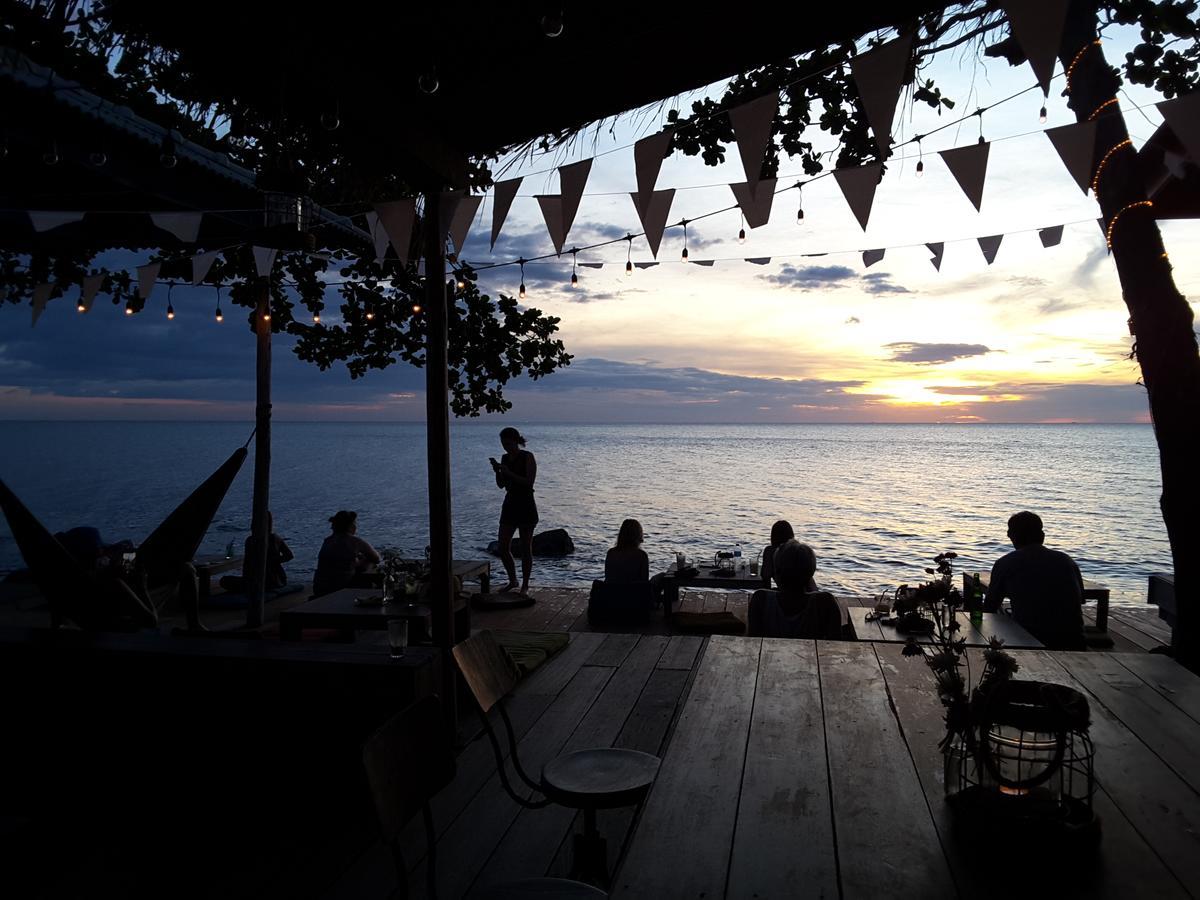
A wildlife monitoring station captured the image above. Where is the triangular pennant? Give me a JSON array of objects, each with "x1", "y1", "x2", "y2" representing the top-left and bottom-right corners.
[
  {"x1": 191, "y1": 250, "x2": 219, "y2": 286},
  {"x1": 150, "y1": 212, "x2": 203, "y2": 243},
  {"x1": 439, "y1": 189, "x2": 464, "y2": 237},
  {"x1": 833, "y1": 163, "x2": 883, "y2": 231},
  {"x1": 29, "y1": 211, "x2": 84, "y2": 232},
  {"x1": 1045, "y1": 121, "x2": 1098, "y2": 194},
  {"x1": 559, "y1": 159, "x2": 592, "y2": 243},
  {"x1": 373, "y1": 199, "x2": 416, "y2": 265},
  {"x1": 862, "y1": 248, "x2": 885, "y2": 268},
  {"x1": 629, "y1": 188, "x2": 675, "y2": 258},
  {"x1": 634, "y1": 262, "x2": 659, "y2": 269},
  {"x1": 728, "y1": 178, "x2": 777, "y2": 229},
  {"x1": 253, "y1": 246, "x2": 278, "y2": 278},
  {"x1": 536, "y1": 196, "x2": 566, "y2": 255},
  {"x1": 940, "y1": 143, "x2": 991, "y2": 212},
  {"x1": 728, "y1": 93, "x2": 778, "y2": 184},
  {"x1": 1039, "y1": 225, "x2": 1064, "y2": 248},
  {"x1": 578, "y1": 262, "x2": 604, "y2": 269},
  {"x1": 744, "y1": 257, "x2": 772, "y2": 265},
  {"x1": 31, "y1": 283, "x2": 54, "y2": 327},
  {"x1": 365, "y1": 211, "x2": 389, "y2": 263},
  {"x1": 1001, "y1": 0, "x2": 1070, "y2": 95},
  {"x1": 448, "y1": 195, "x2": 482, "y2": 256},
  {"x1": 491, "y1": 178, "x2": 522, "y2": 250},
  {"x1": 79, "y1": 274, "x2": 104, "y2": 312},
  {"x1": 849, "y1": 32, "x2": 914, "y2": 151},
  {"x1": 691, "y1": 260, "x2": 715, "y2": 267},
  {"x1": 1158, "y1": 93, "x2": 1200, "y2": 169},
  {"x1": 137, "y1": 262, "x2": 161, "y2": 300},
  {"x1": 927, "y1": 242, "x2": 945, "y2": 272},
  {"x1": 634, "y1": 130, "x2": 674, "y2": 212},
  {"x1": 978, "y1": 234, "x2": 1004, "y2": 265}
]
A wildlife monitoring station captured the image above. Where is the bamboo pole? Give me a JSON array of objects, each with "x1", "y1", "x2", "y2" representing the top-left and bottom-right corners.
[{"x1": 246, "y1": 277, "x2": 272, "y2": 629}]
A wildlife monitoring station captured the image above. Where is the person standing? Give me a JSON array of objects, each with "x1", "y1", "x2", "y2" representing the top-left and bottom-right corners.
[{"x1": 491, "y1": 427, "x2": 537, "y2": 596}]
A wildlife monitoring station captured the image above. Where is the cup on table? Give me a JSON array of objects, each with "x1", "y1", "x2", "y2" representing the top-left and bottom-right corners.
[
  {"x1": 675, "y1": 552, "x2": 686, "y2": 571},
  {"x1": 387, "y1": 619, "x2": 408, "y2": 658}
]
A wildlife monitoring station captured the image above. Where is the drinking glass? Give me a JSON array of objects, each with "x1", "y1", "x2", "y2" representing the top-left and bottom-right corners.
[{"x1": 387, "y1": 619, "x2": 408, "y2": 658}]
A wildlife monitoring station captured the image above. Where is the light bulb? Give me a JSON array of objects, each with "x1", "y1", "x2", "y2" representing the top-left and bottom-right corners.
[
  {"x1": 1039, "y1": 106, "x2": 1048, "y2": 124},
  {"x1": 625, "y1": 260, "x2": 633, "y2": 276},
  {"x1": 541, "y1": 11, "x2": 564, "y2": 36},
  {"x1": 681, "y1": 247, "x2": 689, "y2": 262},
  {"x1": 738, "y1": 228, "x2": 746, "y2": 244},
  {"x1": 43, "y1": 141, "x2": 59, "y2": 166},
  {"x1": 797, "y1": 207, "x2": 805, "y2": 222},
  {"x1": 77, "y1": 301, "x2": 86, "y2": 313},
  {"x1": 312, "y1": 312, "x2": 321, "y2": 324},
  {"x1": 89, "y1": 150, "x2": 108, "y2": 167},
  {"x1": 365, "y1": 309, "x2": 374, "y2": 320},
  {"x1": 456, "y1": 277, "x2": 466, "y2": 290},
  {"x1": 978, "y1": 135, "x2": 985, "y2": 145},
  {"x1": 262, "y1": 311, "x2": 271, "y2": 322},
  {"x1": 570, "y1": 272, "x2": 578, "y2": 287},
  {"x1": 418, "y1": 72, "x2": 439, "y2": 94},
  {"x1": 412, "y1": 303, "x2": 422, "y2": 313},
  {"x1": 215, "y1": 307, "x2": 223, "y2": 322},
  {"x1": 519, "y1": 282, "x2": 526, "y2": 299},
  {"x1": 915, "y1": 159, "x2": 924, "y2": 177},
  {"x1": 161, "y1": 150, "x2": 178, "y2": 168},
  {"x1": 167, "y1": 303, "x2": 175, "y2": 320},
  {"x1": 124, "y1": 302, "x2": 134, "y2": 316},
  {"x1": 320, "y1": 109, "x2": 340, "y2": 131}
]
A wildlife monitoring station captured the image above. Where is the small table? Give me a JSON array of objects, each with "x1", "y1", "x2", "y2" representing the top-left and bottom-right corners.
[
  {"x1": 847, "y1": 606, "x2": 1044, "y2": 649},
  {"x1": 194, "y1": 556, "x2": 244, "y2": 606},
  {"x1": 662, "y1": 563, "x2": 763, "y2": 617},
  {"x1": 279, "y1": 588, "x2": 466, "y2": 641},
  {"x1": 965, "y1": 571, "x2": 1110, "y2": 633},
  {"x1": 398, "y1": 558, "x2": 492, "y2": 596}
]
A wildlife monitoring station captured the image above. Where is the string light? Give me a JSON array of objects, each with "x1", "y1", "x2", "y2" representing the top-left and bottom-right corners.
[
  {"x1": 570, "y1": 249, "x2": 578, "y2": 287},
  {"x1": 262, "y1": 309, "x2": 271, "y2": 322},
  {"x1": 456, "y1": 272, "x2": 467, "y2": 290},
  {"x1": 365, "y1": 305, "x2": 374, "y2": 320},
  {"x1": 124, "y1": 299, "x2": 134, "y2": 315},
  {"x1": 418, "y1": 70, "x2": 439, "y2": 94},
  {"x1": 214, "y1": 286, "x2": 223, "y2": 323},
  {"x1": 1088, "y1": 98, "x2": 1119, "y2": 121},
  {"x1": 681, "y1": 220, "x2": 689, "y2": 262},
  {"x1": 976, "y1": 108, "x2": 986, "y2": 144},
  {"x1": 1039, "y1": 92, "x2": 1048, "y2": 124},
  {"x1": 88, "y1": 149, "x2": 108, "y2": 167},
  {"x1": 160, "y1": 135, "x2": 178, "y2": 169},
  {"x1": 914, "y1": 138, "x2": 924, "y2": 177},
  {"x1": 518, "y1": 259, "x2": 526, "y2": 299},
  {"x1": 796, "y1": 183, "x2": 805, "y2": 221},
  {"x1": 77, "y1": 298, "x2": 86, "y2": 313},
  {"x1": 1065, "y1": 40, "x2": 1102, "y2": 94},
  {"x1": 738, "y1": 213, "x2": 746, "y2": 244},
  {"x1": 625, "y1": 236, "x2": 633, "y2": 276},
  {"x1": 412, "y1": 302, "x2": 422, "y2": 313},
  {"x1": 312, "y1": 310, "x2": 320, "y2": 324},
  {"x1": 541, "y1": 10, "x2": 564, "y2": 36},
  {"x1": 1091, "y1": 139, "x2": 1133, "y2": 193},
  {"x1": 320, "y1": 100, "x2": 340, "y2": 131},
  {"x1": 166, "y1": 283, "x2": 175, "y2": 320},
  {"x1": 1105, "y1": 200, "x2": 1153, "y2": 248}
]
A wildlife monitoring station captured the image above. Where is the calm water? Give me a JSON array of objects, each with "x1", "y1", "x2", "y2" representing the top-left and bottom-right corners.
[{"x1": 0, "y1": 422, "x2": 1171, "y2": 606}]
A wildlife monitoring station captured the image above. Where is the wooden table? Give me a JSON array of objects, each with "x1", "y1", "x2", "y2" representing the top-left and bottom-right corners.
[
  {"x1": 279, "y1": 588, "x2": 465, "y2": 641},
  {"x1": 194, "y1": 555, "x2": 243, "y2": 606},
  {"x1": 662, "y1": 564, "x2": 762, "y2": 616},
  {"x1": 847, "y1": 606, "x2": 1044, "y2": 649},
  {"x1": 967, "y1": 570, "x2": 1111, "y2": 632},
  {"x1": 398, "y1": 558, "x2": 492, "y2": 595},
  {"x1": 613, "y1": 636, "x2": 1200, "y2": 898}
]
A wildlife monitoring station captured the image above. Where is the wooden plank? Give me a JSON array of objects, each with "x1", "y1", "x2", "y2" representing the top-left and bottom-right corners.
[
  {"x1": 727, "y1": 639, "x2": 838, "y2": 899},
  {"x1": 1054, "y1": 652, "x2": 1200, "y2": 794},
  {"x1": 1083, "y1": 608, "x2": 1152, "y2": 653},
  {"x1": 586, "y1": 633, "x2": 641, "y2": 668},
  {"x1": 472, "y1": 637, "x2": 669, "y2": 893},
  {"x1": 656, "y1": 635, "x2": 703, "y2": 670},
  {"x1": 1109, "y1": 609, "x2": 1172, "y2": 647},
  {"x1": 971, "y1": 612, "x2": 1042, "y2": 649},
  {"x1": 678, "y1": 591, "x2": 704, "y2": 614},
  {"x1": 702, "y1": 591, "x2": 728, "y2": 613},
  {"x1": 1113, "y1": 653, "x2": 1200, "y2": 724},
  {"x1": 520, "y1": 632, "x2": 606, "y2": 696},
  {"x1": 725, "y1": 592, "x2": 749, "y2": 626},
  {"x1": 1009, "y1": 650, "x2": 1200, "y2": 895},
  {"x1": 1102, "y1": 613, "x2": 1164, "y2": 651},
  {"x1": 877, "y1": 644, "x2": 1186, "y2": 900},
  {"x1": 817, "y1": 640, "x2": 957, "y2": 900},
  {"x1": 544, "y1": 589, "x2": 590, "y2": 632},
  {"x1": 846, "y1": 607, "x2": 886, "y2": 641},
  {"x1": 612, "y1": 636, "x2": 762, "y2": 898}
]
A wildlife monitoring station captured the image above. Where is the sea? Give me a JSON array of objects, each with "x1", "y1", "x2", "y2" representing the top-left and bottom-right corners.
[{"x1": 0, "y1": 422, "x2": 1171, "y2": 607}]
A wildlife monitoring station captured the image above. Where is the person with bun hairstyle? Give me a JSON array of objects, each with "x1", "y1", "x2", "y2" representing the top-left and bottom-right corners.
[
  {"x1": 312, "y1": 510, "x2": 382, "y2": 598},
  {"x1": 490, "y1": 426, "x2": 537, "y2": 596}
]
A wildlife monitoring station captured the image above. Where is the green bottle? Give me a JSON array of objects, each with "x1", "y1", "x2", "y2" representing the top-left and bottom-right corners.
[{"x1": 970, "y1": 573, "x2": 984, "y2": 628}]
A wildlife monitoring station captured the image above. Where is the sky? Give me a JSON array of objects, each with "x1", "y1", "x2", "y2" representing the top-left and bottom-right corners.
[{"x1": 2, "y1": 21, "x2": 1197, "y2": 424}]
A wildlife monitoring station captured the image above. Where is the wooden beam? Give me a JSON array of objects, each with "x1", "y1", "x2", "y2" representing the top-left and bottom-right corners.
[{"x1": 246, "y1": 278, "x2": 271, "y2": 629}]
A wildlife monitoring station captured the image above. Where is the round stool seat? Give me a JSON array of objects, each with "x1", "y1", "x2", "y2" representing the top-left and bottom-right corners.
[
  {"x1": 541, "y1": 748, "x2": 660, "y2": 809},
  {"x1": 475, "y1": 877, "x2": 607, "y2": 899}
]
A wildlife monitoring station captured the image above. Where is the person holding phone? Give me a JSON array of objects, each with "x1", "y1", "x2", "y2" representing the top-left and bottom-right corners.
[{"x1": 492, "y1": 427, "x2": 537, "y2": 596}]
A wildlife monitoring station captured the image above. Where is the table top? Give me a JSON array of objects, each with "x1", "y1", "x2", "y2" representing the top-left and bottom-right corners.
[
  {"x1": 847, "y1": 606, "x2": 1044, "y2": 649},
  {"x1": 666, "y1": 563, "x2": 763, "y2": 588},
  {"x1": 396, "y1": 558, "x2": 490, "y2": 576},
  {"x1": 613, "y1": 636, "x2": 1200, "y2": 898},
  {"x1": 280, "y1": 588, "x2": 446, "y2": 622},
  {"x1": 194, "y1": 556, "x2": 243, "y2": 575}
]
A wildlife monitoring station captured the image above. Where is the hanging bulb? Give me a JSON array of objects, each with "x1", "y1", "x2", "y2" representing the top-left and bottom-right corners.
[
  {"x1": 625, "y1": 260, "x2": 633, "y2": 276},
  {"x1": 312, "y1": 311, "x2": 321, "y2": 324},
  {"x1": 42, "y1": 139, "x2": 60, "y2": 166},
  {"x1": 77, "y1": 300, "x2": 86, "y2": 313},
  {"x1": 320, "y1": 103, "x2": 340, "y2": 131},
  {"x1": 215, "y1": 306, "x2": 223, "y2": 322},
  {"x1": 88, "y1": 149, "x2": 108, "y2": 167},
  {"x1": 1039, "y1": 105, "x2": 1048, "y2": 124},
  {"x1": 365, "y1": 307, "x2": 375, "y2": 320},
  {"x1": 738, "y1": 227, "x2": 746, "y2": 244},
  {"x1": 796, "y1": 206, "x2": 805, "y2": 222},
  {"x1": 412, "y1": 303, "x2": 422, "y2": 313},
  {"x1": 418, "y1": 71, "x2": 439, "y2": 94},
  {"x1": 124, "y1": 300, "x2": 134, "y2": 316},
  {"x1": 541, "y1": 10, "x2": 564, "y2": 37},
  {"x1": 915, "y1": 159, "x2": 924, "y2": 177},
  {"x1": 262, "y1": 310, "x2": 271, "y2": 322},
  {"x1": 519, "y1": 282, "x2": 526, "y2": 299},
  {"x1": 978, "y1": 134, "x2": 985, "y2": 145},
  {"x1": 160, "y1": 135, "x2": 178, "y2": 168},
  {"x1": 456, "y1": 275, "x2": 467, "y2": 290},
  {"x1": 570, "y1": 271, "x2": 578, "y2": 287},
  {"x1": 681, "y1": 246, "x2": 689, "y2": 263},
  {"x1": 166, "y1": 303, "x2": 175, "y2": 320}
]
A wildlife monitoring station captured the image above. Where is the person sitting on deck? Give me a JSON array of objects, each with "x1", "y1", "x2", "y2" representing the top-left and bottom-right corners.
[
  {"x1": 748, "y1": 539, "x2": 843, "y2": 640},
  {"x1": 984, "y1": 511, "x2": 1086, "y2": 651},
  {"x1": 54, "y1": 526, "x2": 158, "y2": 631},
  {"x1": 604, "y1": 518, "x2": 665, "y2": 601},
  {"x1": 760, "y1": 519, "x2": 819, "y2": 591},
  {"x1": 312, "y1": 510, "x2": 382, "y2": 598},
  {"x1": 219, "y1": 511, "x2": 301, "y2": 598}
]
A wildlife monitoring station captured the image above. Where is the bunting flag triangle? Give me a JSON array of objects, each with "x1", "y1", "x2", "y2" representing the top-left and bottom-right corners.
[
  {"x1": 1039, "y1": 225, "x2": 1064, "y2": 248},
  {"x1": 253, "y1": 246, "x2": 278, "y2": 278},
  {"x1": 364, "y1": 211, "x2": 389, "y2": 263},
  {"x1": 373, "y1": 199, "x2": 416, "y2": 264},
  {"x1": 578, "y1": 262, "x2": 604, "y2": 269},
  {"x1": 833, "y1": 163, "x2": 883, "y2": 231},
  {"x1": 191, "y1": 250, "x2": 220, "y2": 286},
  {"x1": 1045, "y1": 121, "x2": 1098, "y2": 194},
  {"x1": 728, "y1": 93, "x2": 778, "y2": 184},
  {"x1": 629, "y1": 188, "x2": 675, "y2": 258},
  {"x1": 29, "y1": 211, "x2": 85, "y2": 232},
  {"x1": 927, "y1": 242, "x2": 945, "y2": 272},
  {"x1": 31, "y1": 283, "x2": 54, "y2": 327},
  {"x1": 978, "y1": 234, "x2": 1003, "y2": 265},
  {"x1": 862, "y1": 248, "x2": 885, "y2": 268},
  {"x1": 634, "y1": 261, "x2": 659, "y2": 269},
  {"x1": 728, "y1": 178, "x2": 777, "y2": 229},
  {"x1": 1001, "y1": 0, "x2": 1070, "y2": 96},
  {"x1": 150, "y1": 212, "x2": 203, "y2": 243},
  {"x1": 137, "y1": 262, "x2": 161, "y2": 300},
  {"x1": 559, "y1": 159, "x2": 592, "y2": 244},
  {"x1": 634, "y1": 130, "x2": 674, "y2": 212},
  {"x1": 80, "y1": 273, "x2": 104, "y2": 312},
  {"x1": 448, "y1": 195, "x2": 482, "y2": 256},
  {"x1": 744, "y1": 257, "x2": 772, "y2": 265},
  {"x1": 940, "y1": 143, "x2": 991, "y2": 212},
  {"x1": 536, "y1": 196, "x2": 566, "y2": 255},
  {"x1": 691, "y1": 260, "x2": 715, "y2": 267},
  {"x1": 849, "y1": 32, "x2": 914, "y2": 152},
  {"x1": 1098, "y1": 217, "x2": 1111, "y2": 254},
  {"x1": 439, "y1": 189, "x2": 463, "y2": 233},
  {"x1": 1157, "y1": 92, "x2": 1200, "y2": 168},
  {"x1": 491, "y1": 178, "x2": 522, "y2": 250}
]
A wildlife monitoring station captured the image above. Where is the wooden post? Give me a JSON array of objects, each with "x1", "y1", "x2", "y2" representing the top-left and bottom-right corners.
[
  {"x1": 423, "y1": 190, "x2": 457, "y2": 727},
  {"x1": 246, "y1": 277, "x2": 272, "y2": 629},
  {"x1": 1060, "y1": 0, "x2": 1200, "y2": 670}
]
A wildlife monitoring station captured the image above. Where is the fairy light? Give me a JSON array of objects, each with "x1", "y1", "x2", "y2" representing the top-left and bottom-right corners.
[
  {"x1": 625, "y1": 235, "x2": 633, "y2": 276},
  {"x1": 124, "y1": 300, "x2": 134, "y2": 315},
  {"x1": 975, "y1": 107, "x2": 987, "y2": 144},
  {"x1": 738, "y1": 213, "x2": 746, "y2": 244},
  {"x1": 1091, "y1": 139, "x2": 1133, "y2": 193},
  {"x1": 796, "y1": 182, "x2": 805, "y2": 221},
  {"x1": 570, "y1": 249, "x2": 578, "y2": 287},
  {"x1": 1065, "y1": 40, "x2": 1102, "y2": 94},
  {"x1": 914, "y1": 137, "x2": 924, "y2": 177},
  {"x1": 681, "y1": 219, "x2": 689, "y2": 262},
  {"x1": 1039, "y1": 94, "x2": 1048, "y2": 124},
  {"x1": 214, "y1": 286, "x2": 223, "y2": 323},
  {"x1": 365, "y1": 306, "x2": 374, "y2": 320},
  {"x1": 518, "y1": 259, "x2": 526, "y2": 299},
  {"x1": 1105, "y1": 200, "x2": 1153, "y2": 248},
  {"x1": 165, "y1": 283, "x2": 175, "y2": 320},
  {"x1": 312, "y1": 310, "x2": 321, "y2": 324},
  {"x1": 412, "y1": 302, "x2": 422, "y2": 313},
  {"x1": 1088, "y1": 98, "x2": 1119, "y2": 121},
  {"x1": 77, "y1": 300, "x2": 86, "y2": 312}
]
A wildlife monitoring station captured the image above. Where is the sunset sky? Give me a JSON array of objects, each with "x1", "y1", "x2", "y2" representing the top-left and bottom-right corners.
[{"x1": 2, "y1": 22, "x2": 1197, "y2": 423}]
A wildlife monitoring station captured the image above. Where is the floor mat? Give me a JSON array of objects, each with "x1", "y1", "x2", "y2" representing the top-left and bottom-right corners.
[{"x1": 489, "y1": 629, "x2": 571, "y2": 675}]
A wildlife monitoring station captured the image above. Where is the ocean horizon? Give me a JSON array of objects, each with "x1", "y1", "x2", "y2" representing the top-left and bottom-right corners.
[{"x1": 0, "y1": 421, "x2": 1170, "y2": 606}]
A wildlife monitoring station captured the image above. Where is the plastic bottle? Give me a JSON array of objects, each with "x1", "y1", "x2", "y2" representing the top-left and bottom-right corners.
[
  {"x1": 734, "y1": 547, "x2": 743, "y2": 571},
  {"x1": 225, "y1": 539, "x2": 235, "y2": 559}
]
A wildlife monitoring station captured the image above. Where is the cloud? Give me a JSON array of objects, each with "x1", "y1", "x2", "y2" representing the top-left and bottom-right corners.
[
  {"x1": 845, "y1": 316, "x2": 861, "y2": 325},
  {"x1": 885, "y1": 342, "x2": 994, "y2": 364},
  {"x1": 861, "y1": 272, "x2": 910, "y2": 294},
  {"x1": 760, "y1": 264, "x2": 857, "y2": 289}
]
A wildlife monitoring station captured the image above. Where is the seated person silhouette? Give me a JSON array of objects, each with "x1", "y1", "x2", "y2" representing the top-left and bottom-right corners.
[
  {"x1": 54, "y1": 526, "x2": 157, "y2": 632},
  {"x1": 313, "y1": 510, "x2": 382, "y2": 598},
  {"x1": 984, "y1": 511, "x2": 1087, "y2": 651},
  {"x1": 219, "y1": 511, "x2": 300, "y2": 598},
  {"x1": 760, "y1": 519, "x2": 818, "y2": 591},
  {"x1": 748, "y1": 539, "x2": 843, "y2": 639},
  {"x1": 604, "y1": 518, "x2": 665, "y2": 601}
]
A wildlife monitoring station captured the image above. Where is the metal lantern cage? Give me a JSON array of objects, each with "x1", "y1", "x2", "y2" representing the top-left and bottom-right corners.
[{"x1": 945, "y1": 680, "x2": 1100, "y2": 845}]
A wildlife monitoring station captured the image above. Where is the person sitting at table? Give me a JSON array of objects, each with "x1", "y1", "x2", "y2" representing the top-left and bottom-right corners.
[
  {"x1": 748, "y1": 539, "x2": 843, "y2": 640},
  {"x1": 312, "y1": 510, "x2": 382, "y2": 598},
  {"x1": 984, "y1": 511, "x2": 1086, "y2": 651},
  {"x1": 760, "y1": 519, "x2": 818, "y2": 592},
  {"x1": 219, "y1": 511, "x2": 301, "y2": 598},
  {"x1": 605, "y1": 518, "x2": 665, "y2": 601}
]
